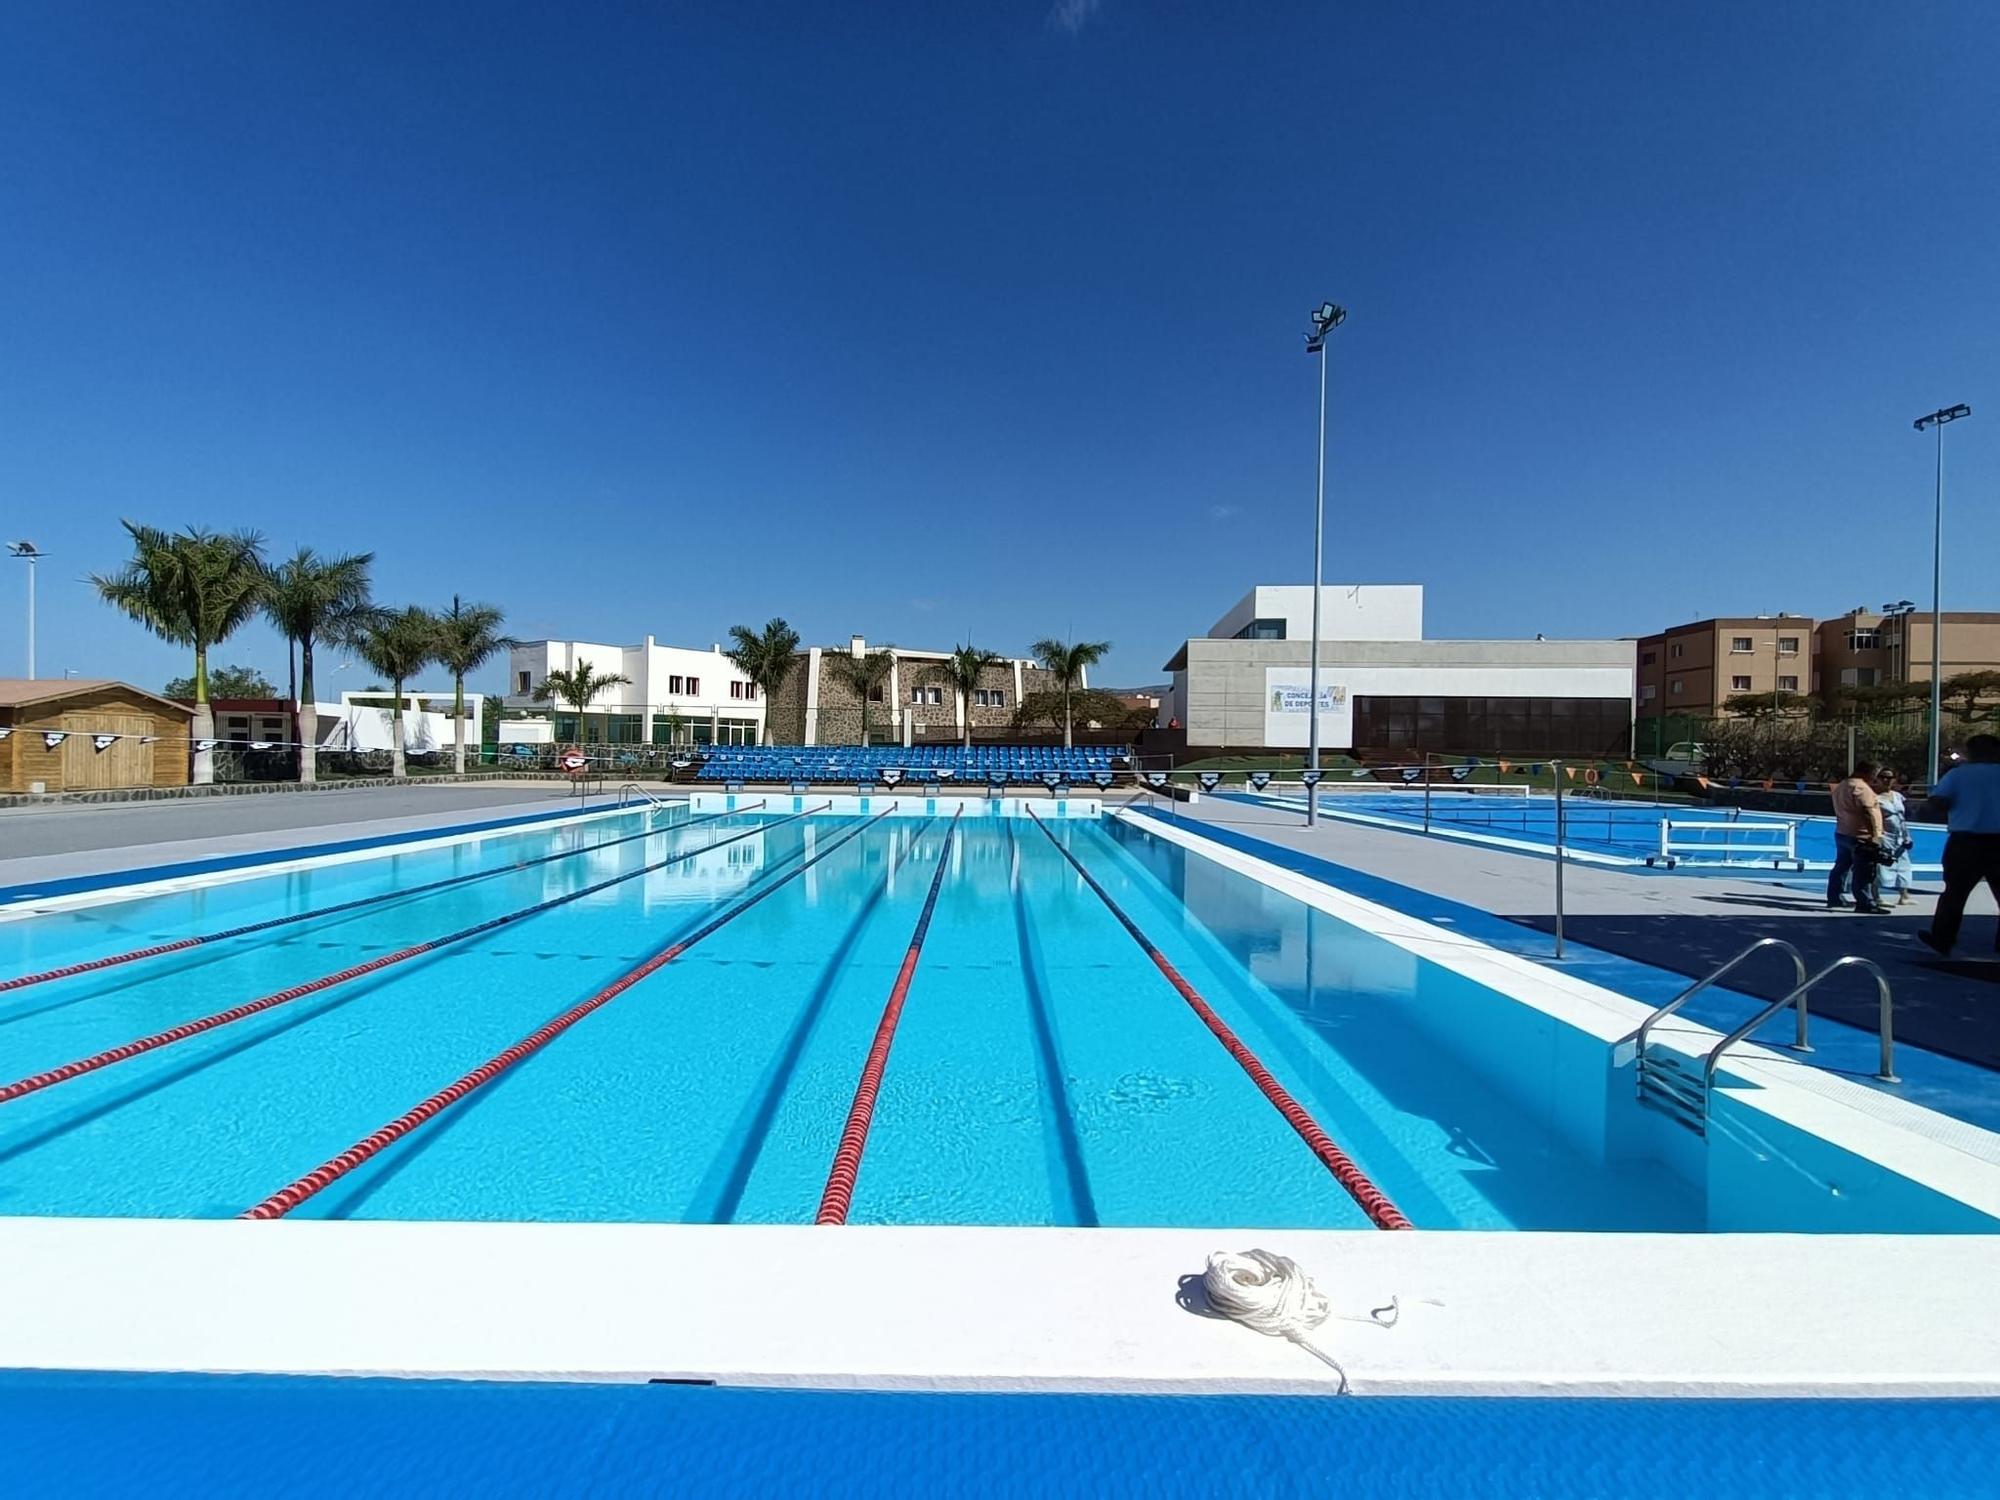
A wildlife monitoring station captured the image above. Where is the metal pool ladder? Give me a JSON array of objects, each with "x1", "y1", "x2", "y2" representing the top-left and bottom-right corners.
[
  {"x1": 618, "y1": 782, "x2": 671, "y2": 810},
  {"x1": 1634, "y1": 940, "x2": 1899, "y2": 1134}
]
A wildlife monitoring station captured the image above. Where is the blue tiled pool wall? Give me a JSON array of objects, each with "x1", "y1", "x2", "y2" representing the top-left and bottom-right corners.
[{"x1": 1109, "y1": 815, "x2": 1999, "y2": 1234}]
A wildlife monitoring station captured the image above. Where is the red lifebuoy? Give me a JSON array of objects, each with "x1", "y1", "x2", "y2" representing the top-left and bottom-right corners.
[
  {"x1": 558, "y1": 747, "x2": 589, "y2": 775},
  {"x1": 1583, "y1": 767, "x2": 1600, "y2": 785}
]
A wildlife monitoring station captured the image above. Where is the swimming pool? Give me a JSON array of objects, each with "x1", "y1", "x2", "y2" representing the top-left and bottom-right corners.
[
  {"x1": 1243, "y1": 787, "x2": 1949, "y2": 870},
  {"x1": 0, "y1": 798, "x2": 1989, "y2": 1231}
]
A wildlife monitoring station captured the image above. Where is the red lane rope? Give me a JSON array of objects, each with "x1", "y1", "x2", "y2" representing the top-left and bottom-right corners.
[
  {"x1": 240, "y1": 805, "x2": 900, "y2": 1219},
  {"x1": 1026, "y1": 811, "x2": 1414, "y2": 1231},
  {"x1": 0, "y1": 804, "x2": 811, "y2": 1108},
  {"x1": 0, "y1": 802, "x2": 745, "y2": 996},
  {"x1": 816, "y1": 809, "x2": 962, "y2": 1225}
]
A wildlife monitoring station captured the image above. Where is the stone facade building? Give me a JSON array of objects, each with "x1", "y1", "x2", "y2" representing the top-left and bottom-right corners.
[{"x1": 762, "y1": 637, "x2": 1070, "y2": 746}]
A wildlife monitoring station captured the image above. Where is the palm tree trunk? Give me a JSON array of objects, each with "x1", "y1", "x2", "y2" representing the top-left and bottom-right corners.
[
  {"x1": 390, "y1": 678, "x2": 407, "y2": 779},
  {"x1": 298, "y1": 638, "x2": 317, "y2": 785},
  {"x1": 191, "y1": 646, "x2": 214, "y2": 786},
  {"x1": 454, "y1": 673, "x2": 468, "y2": 776},
  {"x1": 1063, "y1": 682, "x2": 1074, "y2": 750}
]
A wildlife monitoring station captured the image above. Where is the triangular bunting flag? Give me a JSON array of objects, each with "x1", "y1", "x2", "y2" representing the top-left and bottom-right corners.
[
  {"x1": 1497, "y1": 760, "x2": 1510, "y2": 774},
  {"x1": 0, "y1": 727, "x2": 11, "y2": 742},
  {"x1": 250, "y1": 740, "x2": 274, "y2": 751},
  {"x1": 1630, "y1": 772, "x2": 1642, "y2": 786},
  {"x1": 93, "y1": 734, "x2": 117, "y2": 752},
  {"x1": 195, "y1": 739, "x2": 218, "y2": 752},
  {"x1": 1563, "y1": 766, "x2": 1576, "y2": 780},
  {"x1": 42, "y1": 731, "x2": 67, "y2": 749}
]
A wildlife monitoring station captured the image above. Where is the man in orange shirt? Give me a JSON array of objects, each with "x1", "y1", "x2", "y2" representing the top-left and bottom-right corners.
[{"x1": 1829, "y1": 760, "x2": 1886, "y2": 914}]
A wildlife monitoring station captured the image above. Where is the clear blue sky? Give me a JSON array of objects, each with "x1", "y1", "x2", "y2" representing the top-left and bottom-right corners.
[{"x1": 2, "y1": 2, "x2": 1995, "y2": 695}]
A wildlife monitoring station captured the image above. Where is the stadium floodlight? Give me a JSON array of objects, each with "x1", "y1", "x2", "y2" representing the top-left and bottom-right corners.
[
  {"x1": 7, "y1": 541, "x2": 40, "y2": 680},
  {"x1": 1913, "y1": 404, "x2": 1972, "y2": 784},
  {"x1": 1301, "y1": 302, "x2": 1349, "y2": 826}
]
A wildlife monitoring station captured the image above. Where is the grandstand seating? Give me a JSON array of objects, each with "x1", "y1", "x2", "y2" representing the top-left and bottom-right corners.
[{"x1": 690, "y1": 743, "x2": 1129, "y2": 787}]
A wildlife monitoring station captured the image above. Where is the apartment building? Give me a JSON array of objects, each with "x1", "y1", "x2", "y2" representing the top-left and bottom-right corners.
[
  {"x1": 503, "y1": 636, "x2": 765, "y2": 746},
  {"x1": 1635, "y1": 615, "x2": 1813, "y2": 719},
  {"x1": 1814, "y1": 608, "x2": 2000, "y2": 692}
]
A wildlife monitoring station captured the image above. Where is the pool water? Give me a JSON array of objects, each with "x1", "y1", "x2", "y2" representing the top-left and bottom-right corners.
[
  {"x1": 0, "y1": 802, "x2": 1764, "y2": 1229},
  {"x1": 1255, "y1": 790, "x2": 1949, "y2": 867}
]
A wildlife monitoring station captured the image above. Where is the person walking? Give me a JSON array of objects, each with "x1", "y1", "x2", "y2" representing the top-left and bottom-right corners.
[
  {"x1": 1875, "y1": 768, "x2": 1916, "y2": 906},
  {"x1": 1918, "y1": 734, "x2": 2000, "y2": 958},
  {"x1": 1828, "y1": 760, "x2": 1886, "y2": 914}
]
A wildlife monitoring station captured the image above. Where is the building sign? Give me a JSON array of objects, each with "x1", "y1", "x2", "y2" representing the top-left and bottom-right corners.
[{"x1": 1266, "y1": 684, "x2": 1347, "y2": 715}]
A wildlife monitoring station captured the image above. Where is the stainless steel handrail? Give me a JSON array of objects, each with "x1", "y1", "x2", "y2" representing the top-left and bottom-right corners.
[
  {"x1": 1704, "y1": 955, "x2": 1898, "y2": 1090},
  {"x1": 617, "y1": 782, "x2": 670, "y2": 810},
  {"x1": 1633, "y1": 937, "x2": 1811, "y2": 1068}
]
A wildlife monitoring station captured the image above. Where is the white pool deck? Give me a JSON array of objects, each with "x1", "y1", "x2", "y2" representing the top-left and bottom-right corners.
[{"x1": 0, "y1": 787, "x2": 1997, "y2": 1397}]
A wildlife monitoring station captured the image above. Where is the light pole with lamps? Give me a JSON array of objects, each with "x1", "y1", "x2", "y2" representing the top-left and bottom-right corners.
[
  {"x1": 1913, "y1": 404, "x2": 1970, "y2": 786},
  {"x1": 1303, "y1": 301, "x2": 1346, "y2": 827},
  {"x1": 6, "y1": 541, "x2": 40, "y2": 680}
]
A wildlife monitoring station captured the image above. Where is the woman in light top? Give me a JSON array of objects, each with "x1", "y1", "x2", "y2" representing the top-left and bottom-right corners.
[{"x1": 1875, "y1": 767, "x2": 1916, "y2": 906}]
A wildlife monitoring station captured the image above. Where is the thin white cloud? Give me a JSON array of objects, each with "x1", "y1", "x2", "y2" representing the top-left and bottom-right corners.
[
  {"x1": 1209, "y1": 503, "x2": 1241, "y2": 520},
  {"x1": 910, "y1": 597, "x2": 939, "y2": 613},
  {"x1": 1048, "y1": 0, "x2": 1102, "y2": 35}
]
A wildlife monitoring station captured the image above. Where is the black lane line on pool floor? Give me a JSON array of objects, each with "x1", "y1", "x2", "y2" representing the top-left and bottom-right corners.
[
  {"x1": 240, "y1": 807, "x2": 893, "y2": 1219},
  {"x1": 299, "y1": 816, "x2": 851, "y2": 1221},
  {"x1": 689, "y1": 816, "x2": 942, "y2": 1225},
  {"x1": 1005, "y1": 818, "x2": 1100, "y2": 1228}
]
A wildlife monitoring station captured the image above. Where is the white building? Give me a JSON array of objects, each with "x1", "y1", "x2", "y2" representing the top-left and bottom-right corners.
[
  {"x1": 312, "y1": 690, "x2": 486, "y2": 755},
  {"x1": 1162, "y1": 584, "x2": 1635, "y2": 756},
  {"x1": 503, "y1": 637, "x2": 765, "y2": 747}
]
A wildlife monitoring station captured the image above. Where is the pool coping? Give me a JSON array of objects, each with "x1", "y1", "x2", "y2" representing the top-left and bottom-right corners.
[
  {"x1": 0, "y1": 1219, "x2": 1994, "y2": 1396},
  {"x1": 0, "y1": 800, "x2": 674, "y2": 919}
]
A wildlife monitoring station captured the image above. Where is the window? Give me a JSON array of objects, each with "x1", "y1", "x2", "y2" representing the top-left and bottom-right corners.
[
  {"x1": 1778, "y1": 636, "x2": 1799, "y2": 654},
  {"x1": 1640, "y1": 684, "x2": 1657, "y2": 703},
  {"x1": 668, "y1": 675, "x2": 683, "y2": 694},
  {"x1": 1840, "y1": 667, "x2": 1879, "y2": 688},
  {"x1": 868, "y1": 686, "x2": 884, "y2": 703},
  {"x1": 1639, "y1": 651, "x2": 1656, "y2": 667},
  {"x1": 1730, "y1": 636, "x2": 1753, "y2": 653},
  {"x1": 972, "y1": 688, "x2": 1007, "y2": 709},
  {"x1": 1233, "y1": 618, "x2": 1286, "y2": 641},
  {"x1": 729, "y1": 681, "x2": 757, "y2": 700},
  {"x1": 912, "y1": 685, "x2": 942, "y2": 705},
  {"x1": 686, "y1": 677, "x2": 699, "y2": 697},
  {"x1": 516, "y1": 670, "x2": 531, "y2": 692},
  {"x1": 1846, "y1": 629, "x2": 1881, "y2": 651},
  {"x1": 729, "y1": 682, "x2": 741, "y2": 700},
  {"x1": 1669, "y1": 643, "x2": 1684, "y2": 659},
  {"x1": 1670, "y1": 681, "x2": 1683, "y2": 696},
  {"x1": 1778, "y1": 675, "x2": 1799, "y2": 692},
  {"x1": 1731, "y1": 675, "x2": 1752, "y2": 691}
]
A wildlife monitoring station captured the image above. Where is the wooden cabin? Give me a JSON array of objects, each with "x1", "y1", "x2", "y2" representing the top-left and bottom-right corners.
[{"x1": 0, "y1": 679, "x2": 194, "y2": 794}]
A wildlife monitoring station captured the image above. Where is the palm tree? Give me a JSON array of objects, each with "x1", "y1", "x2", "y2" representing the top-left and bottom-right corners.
[
  {"x1": 262, "y1": 546, "x2": 373, "y2": 784},
  {"x1": 349, "y1": 606, "x2": 440, "y2": 778},
  {"x1": 1031, "y1": 638, "x2": 1111, "y2": 749},
  {"x1": 91, "y1": 521, "x2": 268, "y2": 785},
  {"x1": 534, "y1": 659, "x2": 632, "y2": 749},
  {"x1": 434, "y1": 595, "x2": 513, "y2": 775},
  {"x1": 829, "y1": 644, "x2": 897, "y2": 746},
  {"x1": 726, "y1": 618, "x2": 802, "y2": 744},
  {"x1": 930, "y1": 645, "x2": 1003, "y2": 750}
]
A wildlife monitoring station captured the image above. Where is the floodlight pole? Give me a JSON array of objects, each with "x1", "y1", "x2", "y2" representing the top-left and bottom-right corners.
[
  {"x1": 1304, "y1": 302, "x2": 1346, "y2": 828},
  {"x1": 1913, "y1": 404, "x2": 1970, "y2": 785},
  {"x1": 6, "y1": 542, "x2": 38, "y2": 680}
]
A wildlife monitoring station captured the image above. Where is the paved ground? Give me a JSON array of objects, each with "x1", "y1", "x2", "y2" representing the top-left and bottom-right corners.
[
  {"x1": 1156, "y1": 792, "x2": 2000, "y2": 1072},
  {"x1": 0, "y1": 781, "x2": 613, "y2": 889}
]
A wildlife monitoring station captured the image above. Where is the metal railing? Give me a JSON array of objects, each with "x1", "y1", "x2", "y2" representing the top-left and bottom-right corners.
[
  {"x1": 1704, "y1": 955, "x2": 1898, "y2": 1089},
  {"x1": 1635, "y1": 937, "x2": 1811, "y2": 1070},
  {"x1": 618, "y1": 783, "x2": 672, "y2": 810}
]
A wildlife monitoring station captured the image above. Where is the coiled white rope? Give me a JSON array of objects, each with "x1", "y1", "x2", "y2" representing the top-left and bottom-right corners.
[{"x1": 1202, "y1": 1249, "x2": 1365, "y2": 1394}]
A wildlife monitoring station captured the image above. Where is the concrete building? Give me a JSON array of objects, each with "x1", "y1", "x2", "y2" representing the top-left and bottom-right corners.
[
  {"x1": 764, "y1": 636, "x2": 1066, "y2": 747},
  {"x1": 1635, "y1": 615, "x2": 1813, "y2": 720},
  {"x1": 1633, "y1": 609, "x2": 2000, "y2": 749},
  {"x1": 1813, "y1": 607, "x2": 2000, "y2": 694},
  {"x1": 1162, "y1": 586, "x2": 1635, "y2": 757},
  {"x1": 504, "y1": 638, "x2": 765, "y2": 747}
]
